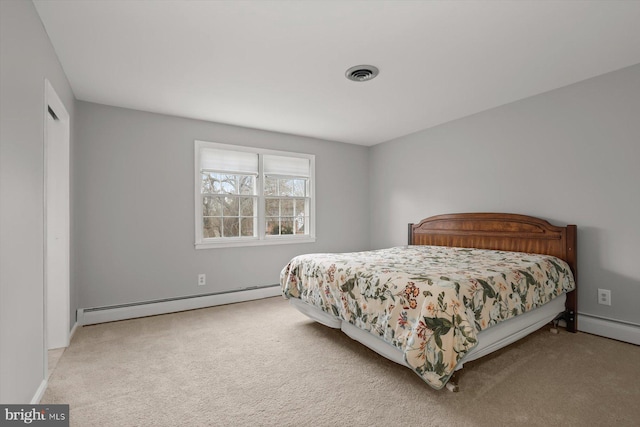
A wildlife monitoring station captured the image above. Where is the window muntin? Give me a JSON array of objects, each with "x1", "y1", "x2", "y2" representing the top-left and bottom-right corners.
[{"x1": 195, "y1": 141, "x2": 315, "y2": 248}]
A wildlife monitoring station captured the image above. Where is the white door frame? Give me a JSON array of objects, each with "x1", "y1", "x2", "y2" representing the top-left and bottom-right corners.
[{"x1": 43, "y1": 79, "x2": 70, "y2": 360}]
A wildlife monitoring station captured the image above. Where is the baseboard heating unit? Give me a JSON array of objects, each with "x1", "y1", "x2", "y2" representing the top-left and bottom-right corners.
[
  {"x1": 77, "y1": 285, "x2": 281, "y2": 326},
  {"x1": 578, "y1": 312, "x2": 640, "y2": 346}
]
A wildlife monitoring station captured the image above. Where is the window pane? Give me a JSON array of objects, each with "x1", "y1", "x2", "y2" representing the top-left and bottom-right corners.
[
  {"x1": 201, "y1": 173, "x2": 210, "y2": 193},
  {"x1": 293, "y1": 179, "x2": 306, "y2": 197},
  {"x1": 240, "y1": 197, "x2": 254, "y2": 217},
  {"x1": 203, "y1": 196, "x2": 223, "y2": 216},
  {"x1": 281, "y1": 199, "x2": 294, "y2": 216},
  {"x1": 220, "y1": 175, "x2": 237, "y2": 194},
  {"x1": 280, "y1": 218, "x2": 294, "y2": 235},
  {"x1": 278, "y1": 179, "x2": 293, "y2": 196},
  {"x1": 203, "y1": 217, "x2": 222, "y2": 238},
  {"x1": 240, "y1": 218, "x2": 254, "y2": 237},
  {"x1": 266, "y1": 218, "x2": 279, "y2": 235},
  {"x1": 239, "y1": 175, "x2": 255, "y2": 195},
  {"x1": 295, "y1": 199, "x2": 306, "y2": 215},
  {"x1": 294, "y1": 216, "x2": 308, "y2": 235},
  {"x1": 265, "y1": 198, "x2": 279, "y2": 216},
  {"x1": 223, "y1": 218, "x2": 239, "y2": 237},
  {"x1": 201, "y1": 172, "x2": 222, "y2": 194},
  {"x1": 264, "y1": 176, "x2": 278, "y2": 196},
  {"x1": 223, "y1": 196, "x2": 239, "y2": 216}
]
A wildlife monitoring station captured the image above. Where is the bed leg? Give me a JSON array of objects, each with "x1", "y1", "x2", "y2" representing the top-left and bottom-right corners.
[
  {"x1": 446, "y1": 372, "x2": 460, "y2": 393},
  {"x1": 565, "y1": 288, "x2": 578, "y2": 333},
  {"x1": 566, "y1": 310, "x2": 577, "y2": 333}
]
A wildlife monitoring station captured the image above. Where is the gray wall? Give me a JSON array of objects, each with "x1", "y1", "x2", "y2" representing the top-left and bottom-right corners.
[
  {"x1": 0, "y1": 0, "x2": 77, "y2": 403},
  {"x1": 74, "y1": 102, "x2": 369, "y2": 308},
  {"x1": 370, "y1": 64, "x2": 640, "y2": 326}
]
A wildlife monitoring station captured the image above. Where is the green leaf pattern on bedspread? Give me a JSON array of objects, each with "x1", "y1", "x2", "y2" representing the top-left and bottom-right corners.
[{"x1": 280, "y1": 246, "x2": 575, "y2": 390}]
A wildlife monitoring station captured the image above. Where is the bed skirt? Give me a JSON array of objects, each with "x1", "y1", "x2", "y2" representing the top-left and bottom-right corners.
[{"x1": 289, "y1": 293, "x2": 566, "y2": 371}]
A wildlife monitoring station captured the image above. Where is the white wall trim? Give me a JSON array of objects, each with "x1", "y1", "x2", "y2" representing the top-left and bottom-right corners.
[
  {"x1": 578, "y1": 313, "x2": 640, "y2": 345},
  {"x1": 30, "y1": 379, "x2": 48, "y2": 404},
  {"x1": 68, "y1": 321, "x2": 78, "y2": 343},
  {"x1": 78, "y1": 285, "x2": 281, "y2": 326},
  {"x1": 43, "y1": 78, "x2": 71, "y2": 349}
]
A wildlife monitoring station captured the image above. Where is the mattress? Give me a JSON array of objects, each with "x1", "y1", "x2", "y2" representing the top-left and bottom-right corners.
[{"x1": 281, "y1": 245, "x2": 576, "y2": 389}]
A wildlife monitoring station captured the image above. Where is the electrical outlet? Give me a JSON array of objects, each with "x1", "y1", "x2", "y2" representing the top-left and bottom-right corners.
[
  {"x1": 198, "y1": 274, "x2": 206, "y2": 286},
  {"x1": 597, "y1": 288, "x2": 611, "y2": 306}
]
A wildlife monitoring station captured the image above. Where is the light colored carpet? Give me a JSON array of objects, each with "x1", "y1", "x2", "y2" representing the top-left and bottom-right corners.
[
  {"x1": 42, "y1": 297, "x2": 640, "y2": 426},
  {"x1": 48, "y1": 348, "x2": 65, "y2": 380}
]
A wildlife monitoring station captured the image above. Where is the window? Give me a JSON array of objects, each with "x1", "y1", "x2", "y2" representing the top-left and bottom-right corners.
[{"x1": 195, "y1": 141, "x2": 315, "y2": 248}]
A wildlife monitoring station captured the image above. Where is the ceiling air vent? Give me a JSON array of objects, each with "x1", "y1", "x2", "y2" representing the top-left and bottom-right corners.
[{"x1": 345, "y1": 65, "x2": 379, "y2": 82}]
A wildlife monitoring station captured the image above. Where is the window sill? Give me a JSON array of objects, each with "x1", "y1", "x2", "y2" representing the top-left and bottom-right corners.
[{"x1": 195, "y1": 236, "x2": 316, "y2": 250}]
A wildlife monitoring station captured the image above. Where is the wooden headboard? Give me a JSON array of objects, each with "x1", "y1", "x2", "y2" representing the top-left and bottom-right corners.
[{"x1": 408, "y1": 213, "x2": 577, "y2": 332}]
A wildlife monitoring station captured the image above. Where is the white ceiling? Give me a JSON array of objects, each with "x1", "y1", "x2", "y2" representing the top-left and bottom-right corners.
[{"x1": 34, "y1": 0, "x2": 640, "y2": 146}]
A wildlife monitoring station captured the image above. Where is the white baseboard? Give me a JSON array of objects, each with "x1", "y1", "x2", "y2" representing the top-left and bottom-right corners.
[
  {"x1": 31, "y1": 379, "x2": 48, "y2": 404},
  {"x1": 69, "y1": 321, "x2": 78, "y2": 343},
  {"x1": 78, "y1": 285, "x2": 281, "y2": 326},
  {"x1": 578, "y1": 313, "x2": 640, "y2": 345}
]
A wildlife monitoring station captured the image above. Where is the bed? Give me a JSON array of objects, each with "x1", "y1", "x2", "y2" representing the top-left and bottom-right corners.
[{"x1": 280, "y1": 213, "x2": 577, "y2": 391}]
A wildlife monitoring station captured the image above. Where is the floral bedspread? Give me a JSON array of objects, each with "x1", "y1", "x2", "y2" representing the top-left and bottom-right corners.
[{"x1": 280, "y1": 245, "x2": 575, "y2": 389}]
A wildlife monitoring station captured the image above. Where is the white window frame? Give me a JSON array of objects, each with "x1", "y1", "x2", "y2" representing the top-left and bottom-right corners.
[{"x1": 195, "y1": 140, "x2": 316, "y2": 249}]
